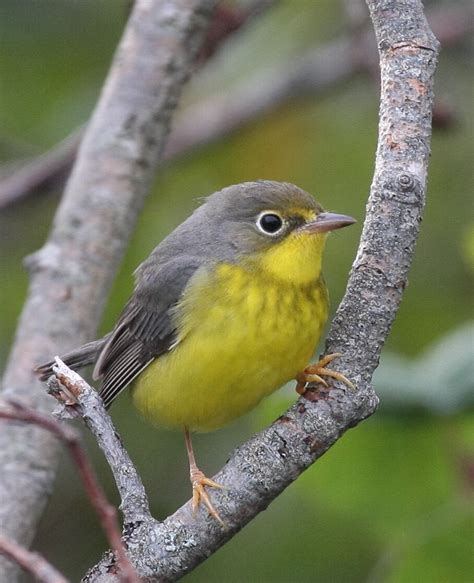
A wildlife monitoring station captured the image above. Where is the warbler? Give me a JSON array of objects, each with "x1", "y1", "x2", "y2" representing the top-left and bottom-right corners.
[{"x1": 37, "y1": 180, "x2": 355, "y2": 524}]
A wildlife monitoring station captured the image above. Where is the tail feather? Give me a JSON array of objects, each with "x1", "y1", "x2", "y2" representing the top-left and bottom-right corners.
[{"x1": 35, "y1": 335, "x2": 110, "y2": 381}]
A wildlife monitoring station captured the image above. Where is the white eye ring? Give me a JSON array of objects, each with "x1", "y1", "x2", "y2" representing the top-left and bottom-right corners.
[{"x1": 256, "y1": 211, "x2": 285, "y2": 236}]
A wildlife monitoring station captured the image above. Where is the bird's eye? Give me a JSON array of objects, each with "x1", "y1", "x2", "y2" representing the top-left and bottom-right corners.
[{"x1": 257, "y1": 212, "x2": 284, "y2": 235}]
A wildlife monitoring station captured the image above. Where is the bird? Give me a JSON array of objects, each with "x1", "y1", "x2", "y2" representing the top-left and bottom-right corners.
[{"x1": 36, "y1": 180, "x2": 355, "y2": 524}]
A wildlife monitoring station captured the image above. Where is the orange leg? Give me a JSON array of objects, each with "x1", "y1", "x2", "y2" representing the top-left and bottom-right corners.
[
  {"x1": 184, "y1": 427, "x2": 226, "y2": 527},
  {"x1": 296, "y1": 353, "x2": 355, "y2": 395}
]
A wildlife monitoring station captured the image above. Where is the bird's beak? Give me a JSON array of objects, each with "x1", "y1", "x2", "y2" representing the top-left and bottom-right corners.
[{"x1": 299, "y1": 212, "x2": 356, "y2": 234}]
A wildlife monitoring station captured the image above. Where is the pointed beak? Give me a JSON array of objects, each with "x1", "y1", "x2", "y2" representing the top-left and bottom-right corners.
[{"x1": 299, "y1": 212, "x2": 356, "y2": 234}]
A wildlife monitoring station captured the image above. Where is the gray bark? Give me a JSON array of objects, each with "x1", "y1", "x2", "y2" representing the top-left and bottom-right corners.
[
  {"x1": 0, "y1": 0, "x2": 215, "y2": 580},
  {"x1": 77, "y1": 0, "x2": 439, "y2": 580}
]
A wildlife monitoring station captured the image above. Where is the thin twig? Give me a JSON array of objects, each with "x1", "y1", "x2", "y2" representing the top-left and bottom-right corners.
[
  {"x1": 0, "y1": 535, "x2": 69, "y2": 583},
  {"x1": 0, "y1": 399, "x2": 141, "y2": 583},
  {"x1": 48, "y1": 358, "x2": 151, "y2": 526},
  {"x1": 197, "y1": 0, "x2": 276, "y2": 63},
  {"x1": 0, "y1": 128, "x2": 82, "y2": 209}
]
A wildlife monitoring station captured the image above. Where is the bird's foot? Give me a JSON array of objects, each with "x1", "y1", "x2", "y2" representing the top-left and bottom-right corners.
[
  {"x1": 190, "y1": 466, "x2": 226, "y2": 527},
  {"x1": 296, "y1": 353, "x2": 355, "y2": 397}
]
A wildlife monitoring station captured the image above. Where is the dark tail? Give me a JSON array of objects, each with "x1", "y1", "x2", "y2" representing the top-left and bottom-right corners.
[{"x1": 35, "y1": 335, "x2": 110, "y2": 381}]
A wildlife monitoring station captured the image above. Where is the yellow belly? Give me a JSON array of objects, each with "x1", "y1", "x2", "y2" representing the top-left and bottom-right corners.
[{"x1": 131, "y1": 263, "x2": 328, "y2": 432}]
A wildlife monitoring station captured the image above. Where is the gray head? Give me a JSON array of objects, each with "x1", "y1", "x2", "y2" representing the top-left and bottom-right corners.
[{"x1": 138, "y1": 180, "x2": 354, "y2": 274}]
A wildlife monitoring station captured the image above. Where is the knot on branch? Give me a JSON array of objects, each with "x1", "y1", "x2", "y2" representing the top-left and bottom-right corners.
[
  {"x1": 397, "y1": 172, "x2": 416, "y2": 192},
  {"x1": 377, "y1": 171, "x2": 424, "y2": 206},
  {"x1": 378, "y1": 38, "x2": 439, "y2": 54},
  {"x1": 23, "y1": 242, "x2": 63, "y2": 275}
]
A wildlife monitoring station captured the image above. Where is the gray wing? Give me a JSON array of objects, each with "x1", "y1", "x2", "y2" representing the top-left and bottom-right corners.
[
  {"x1": 96, "y1": 256, "x2": 203, "y2": 409},
  {"x1": 35, "y1": 336, "x2": 110, "y2": 381}
]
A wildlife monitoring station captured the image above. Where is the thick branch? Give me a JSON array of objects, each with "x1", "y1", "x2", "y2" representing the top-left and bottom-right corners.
[
  {"x1": 0, "y1": 0, "x2": 215, "y2": 580},
  {"x1": 80, "y1": 0, "x2": 439, "y2": 580},
  {"x1": 328, "y1": 0, "x2": 440, "y2": 378}
]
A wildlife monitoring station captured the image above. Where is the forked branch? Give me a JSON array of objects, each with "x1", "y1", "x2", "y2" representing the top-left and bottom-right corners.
[{"x1": 41, "y1": 1, "x2": 439, "y2": 579}]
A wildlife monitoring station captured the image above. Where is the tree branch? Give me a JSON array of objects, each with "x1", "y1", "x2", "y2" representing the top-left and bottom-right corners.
[
  {"x1": 0, "y1": 4, "x2": 465, "y2": 210},
  {"x1": 2, "y1": 0, "x2": 440, "y2": 579},
  {"x1": 47, "y1": 359, "x2": 151, "y2": 526},
  {"x1": 46, "y1": 1, "x2": 437, "y2": 580},
  {"x1": 0, "y1": 535, "x2": 68, "y2": 583},
  {"x1": 0, "y1": 399, "x2": 140, "y2": 583},
  {"x1": 0, "y1": 0, "x2": 215, "y2": 580},
  {"x1": 0, "y1": 129, "x2": 82, "y2": 210},
  {"x1": 0, "y1": 0, "x2": 277, "y2": 210}
]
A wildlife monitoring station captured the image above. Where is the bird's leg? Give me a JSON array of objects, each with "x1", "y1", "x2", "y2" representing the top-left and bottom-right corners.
[
  {"x1": 295, "y1": 353, "x2": 355, "y2": 395},
  {"x1": 184, "y1": 427, "x2": 226, "y2": 527}
]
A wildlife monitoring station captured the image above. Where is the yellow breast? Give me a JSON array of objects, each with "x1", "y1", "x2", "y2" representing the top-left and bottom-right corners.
[{"x1": 132, "y1": 258, "x2": 328, "y2": 432}]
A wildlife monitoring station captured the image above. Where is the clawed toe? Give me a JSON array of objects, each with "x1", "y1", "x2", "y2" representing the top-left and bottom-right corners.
[
  {"x1": 190, "y1": 468, "x2": 226, "y2": 527},
  {"x1": 296, "y1": 353, "x2": 355, "y2": 396}
]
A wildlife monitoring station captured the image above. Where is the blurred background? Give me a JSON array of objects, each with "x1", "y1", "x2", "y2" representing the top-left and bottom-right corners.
[{"x1": 0, "y1": 1, "x2": 472, "y2": 581}]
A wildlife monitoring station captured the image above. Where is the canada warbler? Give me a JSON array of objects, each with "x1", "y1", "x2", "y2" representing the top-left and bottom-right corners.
[{"x1": 37, "y1": 180, "x2": 355, "y2": 523}]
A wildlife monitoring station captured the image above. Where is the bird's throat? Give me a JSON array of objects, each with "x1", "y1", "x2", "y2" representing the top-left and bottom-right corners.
[{"x1": 249, "y1": 231, "x2": 327, "y2": 285}]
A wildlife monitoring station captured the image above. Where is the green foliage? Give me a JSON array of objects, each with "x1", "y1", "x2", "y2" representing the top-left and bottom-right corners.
[{"x1": 374, "y1": 324, "x2": 474, "y2": 414}]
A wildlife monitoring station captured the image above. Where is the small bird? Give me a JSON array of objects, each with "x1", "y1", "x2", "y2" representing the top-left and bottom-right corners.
[{"x1": 37, "y1": 180, "x2": 355, "y2": 524}]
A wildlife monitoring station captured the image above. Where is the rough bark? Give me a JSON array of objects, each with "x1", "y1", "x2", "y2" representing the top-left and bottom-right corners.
[
  {"x1": 0, "y1": 0, "x2": 215, "y2": 580},
  {"x1": 76, "y1": 0, "x2": 439, "y2": 580}
]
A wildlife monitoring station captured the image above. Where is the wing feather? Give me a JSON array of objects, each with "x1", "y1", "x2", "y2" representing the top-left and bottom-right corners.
[{"x1": 95, "y1": 257, "x2": 203, "y2": 409}]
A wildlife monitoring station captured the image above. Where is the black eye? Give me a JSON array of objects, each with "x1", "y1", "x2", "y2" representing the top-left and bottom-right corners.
[{"x1": 257, "y1": 212, "x2": 284, "y2": 235}]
